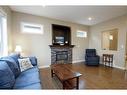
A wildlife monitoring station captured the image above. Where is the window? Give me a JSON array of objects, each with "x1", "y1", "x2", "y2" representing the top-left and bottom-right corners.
[
  {"x1": 0, "y1": 11, "x2": 7, "y2": 57},
  {"x1": 21, "y1": 22, "x2": 43, "y2": 34},
  {"x1": 76, "y1": 30, "x2": 87, "y2": 38}
]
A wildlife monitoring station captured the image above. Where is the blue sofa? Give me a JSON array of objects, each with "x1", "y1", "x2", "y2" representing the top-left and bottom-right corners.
[
  {"x1": 85, "y1": 49, "x2": 100, "y2": 66},
  {"x1": 0, "y1": 53, "x2": 42, "y2": 89}
]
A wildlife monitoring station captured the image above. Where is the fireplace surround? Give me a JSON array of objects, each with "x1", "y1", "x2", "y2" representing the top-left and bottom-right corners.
[{"x1": 50, "y1": 45, "x2": 74, "y2": 64}]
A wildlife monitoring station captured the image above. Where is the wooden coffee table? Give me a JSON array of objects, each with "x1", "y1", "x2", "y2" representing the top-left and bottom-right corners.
[{"x1": 51, "y1": 64, "x2": 82, "y2": 89}]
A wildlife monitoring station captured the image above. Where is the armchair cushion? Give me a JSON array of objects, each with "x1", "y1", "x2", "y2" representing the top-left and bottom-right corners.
[
  {"x1": 86, "y1": 49, "x2": 96, "y2": 57},
  {"x1": 86, "y1": 56, "x2": 99, "y2": 62}
]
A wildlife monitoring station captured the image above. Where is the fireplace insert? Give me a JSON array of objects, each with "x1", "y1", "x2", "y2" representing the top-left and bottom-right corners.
[{"x1": 56, "y1": 51, "x2": 68, "y2": 63}]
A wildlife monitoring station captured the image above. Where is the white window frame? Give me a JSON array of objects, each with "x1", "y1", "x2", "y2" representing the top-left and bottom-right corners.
[
  {"x1": 0, "y1": 9, "x2": 8, "y2": 57},
  {"x1": 21, "y1": 22, "x2": 44, "y2": 34},
  {"x1": 76, "y1": 30, "x2": 87, "y2": 38}
]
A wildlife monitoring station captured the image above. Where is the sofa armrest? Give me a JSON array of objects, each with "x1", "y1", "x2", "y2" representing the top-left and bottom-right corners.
[{"x1": 28, "y1": 56, "x2": 38, "y2": 66}]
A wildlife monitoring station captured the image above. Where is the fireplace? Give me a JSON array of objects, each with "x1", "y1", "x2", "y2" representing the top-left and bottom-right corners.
[{"x1": 50, "y1": 46, "x2": 74, "y2": 64}]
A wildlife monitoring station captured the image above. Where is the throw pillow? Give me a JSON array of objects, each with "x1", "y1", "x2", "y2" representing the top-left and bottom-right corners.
[
  {"x1": 9, "y1": 53, "x2": 20, "y2": 63},
  {"x1": 18, "y1": 58, "x2": 33, "y2": 72},
  {"x1": 9, "y1": 53, "x2": 21, "y2": 68},
  {"x1": 23, "y1": 56, "x2": 37, "y2": 66},
  {"x1": 0, "y1": 61, "x2": 15, "y2": 89},
  {"x1": 0, "y1": 56, "x2": 20, "y2": 78}
]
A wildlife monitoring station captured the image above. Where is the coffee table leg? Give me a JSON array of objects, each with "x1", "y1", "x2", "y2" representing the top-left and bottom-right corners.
[
  {"x1": 76, "y1": 77, "x2": 79, "y2": 89},
  {"x1": 51, "y1": 69, "x2": 54, "y2": 77},
  {"x1": 63, "y1": 81, "x2": 65, "y2": 89}
]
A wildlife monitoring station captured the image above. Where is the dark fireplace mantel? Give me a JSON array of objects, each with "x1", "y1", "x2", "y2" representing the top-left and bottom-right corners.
[{"x1": 49, "y1": 45, "x2": 75, "y2": 48}]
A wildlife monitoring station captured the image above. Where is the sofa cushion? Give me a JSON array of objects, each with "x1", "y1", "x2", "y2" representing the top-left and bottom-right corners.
[
  {"x1": 9, "y1": 53, "x2": 20, "y2": 67},
  {"x1": 0, "y1": 56, "x2": 20, "y2": 78},
  {"x1": 13, "y1": 66, "x2": 40, "y2": 89},
  {"x1": 0, "y1": 61, "x2": 15, "y2": 89},
  {"x1": 14, "y1": 83, "x2": 42, "y2": 89},
  {"x1": 18, "y1": 58, "x2": 33, "y2": 72}
]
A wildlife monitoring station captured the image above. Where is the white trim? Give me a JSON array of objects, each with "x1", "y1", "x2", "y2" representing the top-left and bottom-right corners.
[
  {"x1": 20, "y1": 22, "x2": 44, "y2": 34},
  {"x1": 38, "y1": 61, "x2": 125, "y2": 70},
  {"x1": 113, "y1": 65, "x2": 125, "y2": 70},
  {"x1": 39, "y1": 65, "x2": 50, "y2": 69},
  {"x1": 0, "y1": 10, "x2": 8, "y2": 57},
  {"x1": 76, "y1": 30, "x2": 87, "y2": 38},
  {"x1": 72, "y1": 60, "x2": 85, "y2": 63},
  {"x1": 101, "y1": 62, "x2": 125, "y2": 70},
  {"x1": 38, "y1": 60, "x2": 85, "y2": 68},
  {"x1": 0, "y1": 7, "x2": 7, "y2": 17}
]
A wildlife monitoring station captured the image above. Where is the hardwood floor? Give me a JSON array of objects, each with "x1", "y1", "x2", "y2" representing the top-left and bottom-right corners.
[{"x1": 39, "y1": 63, "x2": 127, "y2": 89}]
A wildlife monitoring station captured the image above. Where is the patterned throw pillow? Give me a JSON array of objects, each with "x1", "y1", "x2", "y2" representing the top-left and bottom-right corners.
[{"x1": 18, "y1": 58, "x2": 33, "y2": 72}]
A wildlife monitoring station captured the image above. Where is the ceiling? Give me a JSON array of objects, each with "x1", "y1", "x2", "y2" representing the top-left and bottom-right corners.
[{"x1": 10, "y1": 6, "x2": 127, "y2": 26}]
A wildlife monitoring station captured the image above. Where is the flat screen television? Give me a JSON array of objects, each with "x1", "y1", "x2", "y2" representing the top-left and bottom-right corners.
[{"x1": 55, "y1": 37, "x2": 64, "y2": 44}]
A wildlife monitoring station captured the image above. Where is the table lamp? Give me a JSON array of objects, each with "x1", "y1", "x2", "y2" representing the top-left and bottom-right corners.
[{"x1": 15, "y1": 45, "x2": 22, "y2": 53}]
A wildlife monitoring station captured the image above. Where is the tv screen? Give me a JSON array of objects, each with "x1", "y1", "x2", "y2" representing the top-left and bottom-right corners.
[{"x1": 55, "y1": 37, "x2": 64, "y2": 44}]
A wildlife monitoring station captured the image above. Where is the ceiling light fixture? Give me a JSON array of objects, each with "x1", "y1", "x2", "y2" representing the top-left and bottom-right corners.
[
  {"x1": 42, "y1": 4, "x2": 46, "y2": 8},
  {"x1": 88, "y1": 17, "x2": 93, "y2": 21},
  {"x1": 42, "y1": 0, "x2": 46, "y2": 7}
]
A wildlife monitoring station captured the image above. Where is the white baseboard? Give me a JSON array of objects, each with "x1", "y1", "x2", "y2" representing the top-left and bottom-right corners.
[
  {"x1": 39, "y1": 62, "x2": 125, "y2": 70},
  {"x1": 72, "y1": 60, "x2": 85, "y2": 63},
  {"x1": 39, "y1": 60, "x2": 85, "y2": 68},
  {"x1": 113, "y1": 65, "x2": 125, "y2": 70},
  {"x1": 39, "y1": 65, "x2": 50, "y2": 69},
  {"x1": 99, "y1": 61, "x2": 125, "y2": 70}
]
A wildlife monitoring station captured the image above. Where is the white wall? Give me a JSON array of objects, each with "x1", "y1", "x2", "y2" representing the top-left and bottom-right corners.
[
  {"x1": 89, "y1": 14, "x2": 127, "y2": 69},
  {"x1": 12, "y1": 11, "x2": 89, "y2": 67}
]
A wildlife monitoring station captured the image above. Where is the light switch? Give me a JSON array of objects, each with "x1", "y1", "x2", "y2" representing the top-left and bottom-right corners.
[{"x1": 121, "y1": 45, "x2": 124, "y2": 49}]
